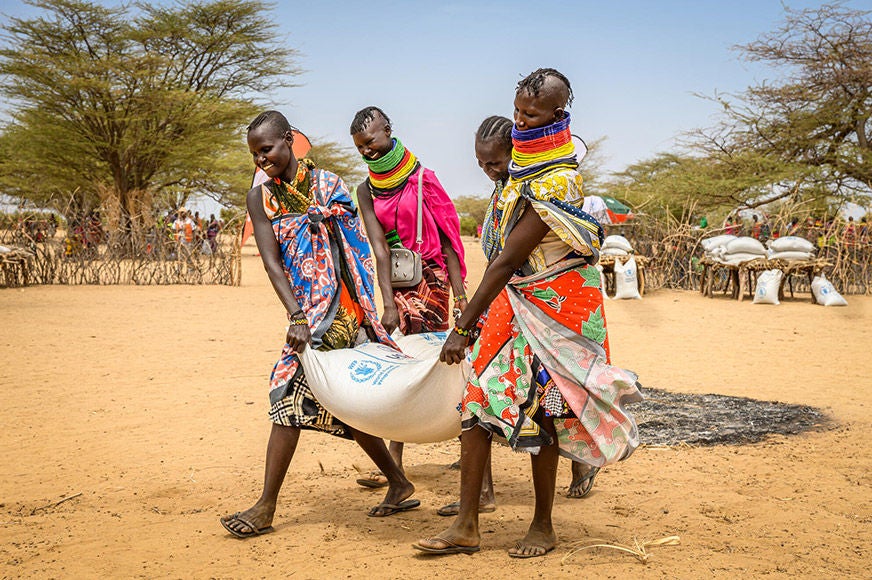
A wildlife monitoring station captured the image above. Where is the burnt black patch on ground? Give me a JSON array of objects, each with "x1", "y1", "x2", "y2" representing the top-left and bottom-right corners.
[{"x1": 629, "y1": 388, "x2": 833, "y2": 447}]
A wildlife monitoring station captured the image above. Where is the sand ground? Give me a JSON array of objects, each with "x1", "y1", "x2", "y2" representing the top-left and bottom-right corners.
[{"x1": 1, "y1": 238, "x2": 870, "y2": 579}]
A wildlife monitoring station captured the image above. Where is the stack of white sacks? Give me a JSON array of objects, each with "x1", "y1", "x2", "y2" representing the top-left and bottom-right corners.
[
  {"x1": 600, "y1": 234, "x2": 634, "y2": 256},
  {"x1": 766, "y1": 236, "x2": 816, "y2": 261},
  {"x1": 700, "y1": 234, "x2": 844, "y2": 306},
  {"x1": 702, "y1": 235, "x2": 767, "y2": 265},
  {"x1": 600, "y1": 235, "x2": 641, "y2": 300}
]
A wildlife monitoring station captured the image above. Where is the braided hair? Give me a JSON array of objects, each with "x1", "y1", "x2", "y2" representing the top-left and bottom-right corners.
[
  {"x1": 475, "y1": 115, "x2": 513, "y2": 151},
  {"x1": 516, "y1": 68, "x2": 574, "y2": 107},
  {"x1": 350, "y1": 106, "x2": 392, "y2": 134},
  {"x1": 247, "y1": 110, "x2": 291, "y2": 137}
]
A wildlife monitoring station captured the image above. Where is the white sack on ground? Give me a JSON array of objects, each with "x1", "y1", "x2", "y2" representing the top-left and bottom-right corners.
[
  {"x1": 811, "y1": 275, "x2": 848, "y2": 307},
  {"x1": 753, "y1": 269, "x2": 782, "y2": 305},
  {"x1": 601, "y1": 247, "x2": 629, "y2": 256},
  {"x1": 613, "y1": 256, "x2": 641, "y2": 299},
  {"x1": 299, "y1": 332, "x2": 466, "y2": 443},
  {"x1": 768, "y1": 236, "x2": 815, "y2": 253}
]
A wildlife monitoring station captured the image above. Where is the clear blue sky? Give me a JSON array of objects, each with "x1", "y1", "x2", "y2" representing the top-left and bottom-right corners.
[
  {"x1": 272, "y1": 0, "x2": 859, "y2": 199},
  {"x1": 2, "y1": 0, "x2": 866, "y2": 206}
]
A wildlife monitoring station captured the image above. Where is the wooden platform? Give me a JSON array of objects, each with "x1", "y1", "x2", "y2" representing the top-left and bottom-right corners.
[
  {"x1": 699, "y1": 256, "x2": 828, "y2": 303},
  {"x1": 0, "y1": 247, "x2": 35, "y2": 288}
]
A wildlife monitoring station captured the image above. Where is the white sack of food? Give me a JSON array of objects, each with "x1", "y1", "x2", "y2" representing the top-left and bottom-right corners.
[
  {"x1": 724, "y1": 236, "x2": 767, "y2": 255},
  {"x1": 718, "y1": 252, "x2": 766, "y2": 266},
  {"x1": 768, "y1": 236, "x2": 815, "y2": 253},
  {"x1": 706, "y1": 246, "x2": 727, "y2": 259},
  {"x1": 811, "y1": 275, "x2": 848, "y2": 307},
  {"x1": 601, "y1": 247, "x2": 629, "y2": 256},
  {"x1": 700, "y1": 234, "x2": 737, "y2": 252},
  {"x1": 753, "y1": 269, "x2": 782, "y2": 305},
  {"x1": 613, "y1": 256, "x2": 641, "y2": 300},
  {"x1": 299, "y1": 332, "x2": 466, "y2": 443},
  {"x1": 768, "y1": 250, "x2": 814, "y2": 262},
  {"x1": 602, "y1": 235, "x2": 634, "y2": 252}
]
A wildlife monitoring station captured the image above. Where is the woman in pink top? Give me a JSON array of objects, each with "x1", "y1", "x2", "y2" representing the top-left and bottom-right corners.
[{"x1": 350, "y1": 106, "x2": 468, "y2": 488}]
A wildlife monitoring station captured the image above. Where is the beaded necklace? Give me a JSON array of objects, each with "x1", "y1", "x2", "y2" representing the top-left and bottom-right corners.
[
  {"x1": 267, "y1": 158, "x2": 313, "y2": 215},
  {"x1": 364, "y1": 138, "x2": 420, "y2": 194},
  {"x1": 508, "y1": 113, "x2": 578, "y2": 181}
]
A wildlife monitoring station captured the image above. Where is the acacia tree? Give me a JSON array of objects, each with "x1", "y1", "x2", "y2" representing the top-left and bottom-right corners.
[
  {"x1": 0, "y1": 0, "x2": 299, "y2": 235},
  {"x1": 695, "y1": 3, "x2": 871, "y2": 208},
  {"x1": 610, "y1": 3, "x2": 872, "y2": 219}
]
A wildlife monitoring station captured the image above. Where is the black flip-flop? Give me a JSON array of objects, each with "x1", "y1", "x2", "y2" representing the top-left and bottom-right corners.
[
  {"x1": 367, "y1": 498, "x2": 421, "y2": 517},
  {"x1": 412, "y1": 537, "x2": 480, "y2": 555},
  {"x1": 220, "y1": 512, "x2": 275, "y2": 538},
  {"x1": 567, "y1": 466, "x2": 600, "y2": 499}
]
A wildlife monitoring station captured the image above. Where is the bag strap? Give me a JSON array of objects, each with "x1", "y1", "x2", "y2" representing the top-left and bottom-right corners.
[{"x1": 415, "y1": 166, "x2": 424, "y2": 248}]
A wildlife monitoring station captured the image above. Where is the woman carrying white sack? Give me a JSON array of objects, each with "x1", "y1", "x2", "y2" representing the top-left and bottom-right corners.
[{"x1": 414, "y1": 69, "x2": 642, "y2": 557}]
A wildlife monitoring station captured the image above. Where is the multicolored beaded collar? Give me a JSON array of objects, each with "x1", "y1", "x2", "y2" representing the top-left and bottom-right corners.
[
  {"x1": 508, "y1": 113, "x2": 578, "y2": 181},
  {"x1": 364, "y1": 137, "x2": 420, "y2": 193}
]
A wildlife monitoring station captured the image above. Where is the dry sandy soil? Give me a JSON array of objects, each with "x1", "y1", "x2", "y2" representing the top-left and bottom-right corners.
[{"x1": 1, "y1": 238, "x2": 870, "y2": 579}]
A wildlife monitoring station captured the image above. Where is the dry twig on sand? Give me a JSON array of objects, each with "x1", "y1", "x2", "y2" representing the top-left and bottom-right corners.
[
  {"x1": 30, "y1": 492, "x2": 83, "y2": 516},
  {"x1": 562, "y1": 535, "x2": 680, "y2": 565}
]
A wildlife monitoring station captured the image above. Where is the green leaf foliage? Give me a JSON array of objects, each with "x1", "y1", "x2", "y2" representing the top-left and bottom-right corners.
[{"x1": 0, "y1": 0, "x2": 299, "y2": 229}]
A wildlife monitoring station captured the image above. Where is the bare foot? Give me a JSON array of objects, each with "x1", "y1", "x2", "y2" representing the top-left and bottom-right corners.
[
  {"x1": 567, "y1": 463, "x2": 599, "y2": 499},
  {"x1": 508, "y1": 527, "x2": 557, "y2": 559},
  {"x1": 220, "y1": 503, "x2": 275, "y2": 537}
]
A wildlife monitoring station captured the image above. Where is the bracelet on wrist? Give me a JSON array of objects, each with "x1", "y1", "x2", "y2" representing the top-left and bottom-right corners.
[
  {"x1": 453, "y1": 293, "x2": 467, "y2": 303},
  {"x1": 289, "y1": 317, "x2": 309, "y2": 326},
  {"x1": 453, "y1": 325, "x2": 471, "y2": 337},
  {"x1": 289, "y1": 309, "x2": 303, "y2": 319}
]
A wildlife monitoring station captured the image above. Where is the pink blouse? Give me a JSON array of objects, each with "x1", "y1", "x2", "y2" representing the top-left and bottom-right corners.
[{"x1": 371, "y1": 168, "x2": 466, "y2": 280}]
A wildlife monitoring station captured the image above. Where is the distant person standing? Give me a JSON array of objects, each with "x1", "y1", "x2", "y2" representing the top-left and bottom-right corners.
[
  {"x1": 206, "y1": 213, "x2": 221, "y2": 253},
  {"x1": 173, "y1": 208, "x2": 197, "y2": 260},
  {"x1": 751, "y1": 215, "x2": 762, "y2": 239}
]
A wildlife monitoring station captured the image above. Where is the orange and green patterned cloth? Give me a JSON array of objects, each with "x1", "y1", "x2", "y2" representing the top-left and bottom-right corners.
[{"x1": 462, "y1": 167, "x2": 641, "y2": 465}]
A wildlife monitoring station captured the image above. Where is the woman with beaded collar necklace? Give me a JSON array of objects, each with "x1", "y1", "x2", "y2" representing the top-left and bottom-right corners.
[
  {"x1": 350, "y1": 106, "x2": 468, "y2": 489},
  {"x1": 415, "y1": 69, "x2": 642, "y2": 558}
]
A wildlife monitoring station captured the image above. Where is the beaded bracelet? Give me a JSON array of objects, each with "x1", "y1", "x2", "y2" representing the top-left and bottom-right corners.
[
  {"x1": 289, "y1": 317, "x2": 309, "y2": 326},
  {"x1": 453, "y1": 325, "x2": 471, "y2": 337},
  {"x1": 453, "y1": 294, "x2": 467, "y2": 303}
]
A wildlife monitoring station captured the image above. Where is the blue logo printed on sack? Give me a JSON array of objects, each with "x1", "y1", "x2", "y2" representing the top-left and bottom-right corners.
[{"x1": 349, "y1": 360, "x2": 381, "y2": 383}]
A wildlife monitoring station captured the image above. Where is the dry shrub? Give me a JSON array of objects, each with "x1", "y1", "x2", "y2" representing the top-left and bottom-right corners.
[{"x1": 1, "y1": 209, "x2": 242, "y2": 287}]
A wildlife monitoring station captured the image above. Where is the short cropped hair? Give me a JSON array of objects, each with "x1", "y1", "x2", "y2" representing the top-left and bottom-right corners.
[
  {"x1": 476, "y1": 116, "x2": 513, "y2": 150},
  {"x1": 516, "y1": 68, "x2": 574, "y2": 107},
  {"x1": 350, "y1": 106, "x2": 391, "y2": 134},
  {"x1": 247, "y1": 110, "x2": 291, "y2": 136}
]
